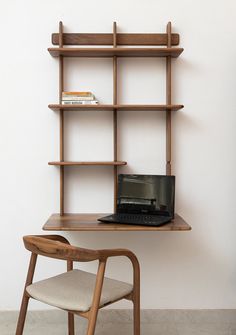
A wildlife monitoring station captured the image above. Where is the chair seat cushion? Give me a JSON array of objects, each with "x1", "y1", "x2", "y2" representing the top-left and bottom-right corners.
[{"x1": 26, "y1": 269, "x2": 133, "y2": 312}]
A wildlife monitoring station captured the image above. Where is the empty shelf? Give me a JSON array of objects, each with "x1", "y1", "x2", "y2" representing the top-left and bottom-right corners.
[
  {"x1": 48, "y1": 47, "x2": 184, "y2": 58},
  {"x1": 48, "y1": 161, "x2": 127, "y2": 166}
]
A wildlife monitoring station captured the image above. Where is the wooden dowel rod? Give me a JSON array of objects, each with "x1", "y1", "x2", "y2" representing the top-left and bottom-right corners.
[
  {"x1": 113, "y1": 22, "x2": 118, "y2": 212},
  {"x1": 166, "y1": 22, "x2": 172, "y2": 175},
  {"x1": 60, "y1": 167, "x2": 64, "y2": 215},
  {"x1": 59, "y1": 21, "x2": 64, "y2": 215},
  {"x1": 167, "y1": 22, "x2": 172, "y2": 48},
  {"x1": 59, "y1": 21, "x2": 63, "y2": 48}
]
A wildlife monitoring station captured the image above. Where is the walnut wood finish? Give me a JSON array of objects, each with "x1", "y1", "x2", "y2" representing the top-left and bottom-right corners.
[
  {"x1": 87, "y1": 260, "x2": 106, "y2": 335},
  {"x1": 48, "y1": 161, "x2": 127, "y2": 166},
  {"x1": 23, "y1": 236, "x2": 100, "y2": 262},
  {"x1": 166, "y1": 22, "x2": 172, "y2": 176},
  {"x1": 15, "y1": 253, "x2": 37, "y2": 335},
  {"x1": 46, "y1": 22, "x2": 188, "y2": 233},
  {"x1": 43, "y1": 213, "x2": 191, "y2": 231},
  {"x1": 113, "y1": 22, "x2": 118, "y2": 212},
  {"x1": 67, "y1": 247, "x2": 74, "y2": 335},
  {"x1": 48, "y1": 47, "x2": 183, "y2": 58},
  {"x1": 59, "y1": 21, "x2": 64, "y2": 216},
  {"x1": 52, "y1": 33, "x2": 179, "y2": 46},
  {"x1": 16, "y1": 235, "x2": 140, "y2": 335},
  {"x1": 48, "y1": 104, "x2": 184, "y2": 112}
]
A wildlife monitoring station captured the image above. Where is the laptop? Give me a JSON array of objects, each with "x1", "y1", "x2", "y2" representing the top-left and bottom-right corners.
[{"x1": 98, "y1": 174, "x2": 175, "y2": 226}]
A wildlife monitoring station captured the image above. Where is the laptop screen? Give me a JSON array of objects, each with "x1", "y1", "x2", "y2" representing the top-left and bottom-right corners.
[{"x1": 117, "y1": 174, "x2": 175, "y2": 217}]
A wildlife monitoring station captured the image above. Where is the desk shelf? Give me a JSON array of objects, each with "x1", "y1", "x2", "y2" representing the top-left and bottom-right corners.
[{"x1": 43, "y1": 213, "x2": 191, "y2": 232}]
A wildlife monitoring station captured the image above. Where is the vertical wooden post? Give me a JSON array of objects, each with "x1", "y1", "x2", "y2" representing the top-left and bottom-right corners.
[
  {"x1": 166, "y1": 22, "x2": 172, "y2": 175},
  {"x1": 59, "y1": 21, "x2": 64, "y2": 215},
  {"x1": 113, "y1": 22, "x2": 118, "y2": 212}
]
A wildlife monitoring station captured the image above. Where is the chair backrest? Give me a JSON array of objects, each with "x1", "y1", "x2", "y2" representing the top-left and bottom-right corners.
[{"x1": 23, "y1": 235, "x2": 100, "y2": 262}]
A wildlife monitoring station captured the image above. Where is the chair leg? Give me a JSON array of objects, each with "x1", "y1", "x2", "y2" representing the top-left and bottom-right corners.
[
  {"x1": 133, "y1": 296, "x2": 140, "y2": 335},
  {"x1": 86, "y1": 307, "x2": 99, "y2": 335},
  {"x1": 15, "y1": 292, "x2": 30, "y2": 335},
  {"x1": 68, "y1": 312, "x2": 75, "y2": 335},
  {"x1": 86, "y1": 261, "x2": 106, "y2": 335},
  {"x1": 16, "y1": 253, "x2": 37, "y2": 335}
]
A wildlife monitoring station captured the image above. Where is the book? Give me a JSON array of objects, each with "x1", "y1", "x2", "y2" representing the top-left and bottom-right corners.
[
  {"x1": 62, "y1": 96, "x2": 95, "y2": 101},
  {"x1": 62, "y1": 91, "x2": 93, "y2": 97},
  {"x1": 62, "y1": 100, "x2": 99, "y2": 105}
]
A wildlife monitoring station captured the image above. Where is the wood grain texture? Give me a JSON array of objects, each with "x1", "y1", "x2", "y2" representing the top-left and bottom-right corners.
[
  {"x1": 48, "y1": 104, "x2": 184, "y2": 112},
  {"x1": 52, "y1": 33, "x2": 180, "y2": 46},
  {"x1": 48, "y1": 161, "x2": 127, "y2": 166},
  {"x1": 23, "y1": 235, "x2": 100, "y2": 262},
  {"x1": 17, "y1": 234, "x2": 141, "y2": 334},
  {"x1": 87, "y1": 261, "x2": 106, "y2": 335},
  {"x1": 19, "y1": 234, "x2": 141, "y2": 333},
  {"x1": 113, "y1": 22, "x2": 118, "y2": 213},
  {"x1": 15, "y1": 253, "x2": 38, "y2": 335},
  {"x1": 59, "y1": 21, "x2": 65, "y2": 216},
  {"x1": 166, "y1": 22, "x2": 172, "y2": 176},
  {"x1": 43, "y1": 213, "x2": 191, "y2": 231},
  {"x1": 48, "y1": 47, "x2": 183, "y2": 58}
]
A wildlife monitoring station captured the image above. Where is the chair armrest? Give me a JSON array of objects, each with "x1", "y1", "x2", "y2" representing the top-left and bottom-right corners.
[
  {"x1": 99, "y1": 248, "x2": 138, "y2": 262},
  {"x1": 98, "y1": 248, "x2": 140, "y2": 297},
  {"x1": 98, "y1": 248, "x2": 140, "y2": 275}
]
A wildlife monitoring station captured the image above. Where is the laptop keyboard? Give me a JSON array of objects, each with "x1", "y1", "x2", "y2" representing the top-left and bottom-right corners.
[{"x1": 98, "y1": 213, "x2": 172, "y2": 226}]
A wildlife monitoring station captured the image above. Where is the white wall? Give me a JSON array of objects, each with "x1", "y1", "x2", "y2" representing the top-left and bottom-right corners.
[{"x1": 1, "y1": 0, "x2": 236, "y2": 310}]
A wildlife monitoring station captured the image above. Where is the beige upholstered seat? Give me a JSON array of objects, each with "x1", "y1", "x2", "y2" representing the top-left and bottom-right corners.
[{"x1": 27, "y1": 269, "x2": 133, "y2": 312}]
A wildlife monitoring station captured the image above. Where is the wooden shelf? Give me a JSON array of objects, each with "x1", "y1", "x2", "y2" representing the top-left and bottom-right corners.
[
  {"x1": 48, "y1": 104, "x2": 184, "y2": 112},
  {"x1": 43, "y1": 213, "x2": 191, "y2": 231},
  {"x1": 48, "y1": 47, "x2": 183, "y2": 58},
  {"x1": 48, "y1": 161, "x2": 127, "y2": 166}
]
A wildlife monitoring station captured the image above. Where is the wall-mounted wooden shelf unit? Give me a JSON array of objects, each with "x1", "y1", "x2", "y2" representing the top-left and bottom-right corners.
[{"x1": 43, "y1": 21, "x2": 191, "y2": 232}]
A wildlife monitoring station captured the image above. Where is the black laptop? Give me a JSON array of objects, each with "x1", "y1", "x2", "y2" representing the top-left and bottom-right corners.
[{"x1": 98, "y1": 174, "x2": 175, "y2": 226}]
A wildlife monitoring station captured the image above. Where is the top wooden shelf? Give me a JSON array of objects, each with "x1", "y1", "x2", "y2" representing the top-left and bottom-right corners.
[{"x1": 48, "y1": 47, "x2": 184, "y2": 58}]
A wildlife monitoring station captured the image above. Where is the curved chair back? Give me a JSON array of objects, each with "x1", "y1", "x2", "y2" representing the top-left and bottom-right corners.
[{"x1": 23, "y1": 235, "x2": 100, "y2": 262}]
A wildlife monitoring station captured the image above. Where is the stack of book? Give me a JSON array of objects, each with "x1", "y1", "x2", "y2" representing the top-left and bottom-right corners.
[{"x1": 62, "y1": 92, "x2": 98, "y2": 105}]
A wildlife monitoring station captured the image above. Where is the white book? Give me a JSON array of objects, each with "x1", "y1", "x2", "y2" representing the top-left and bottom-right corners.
[
  {"x1": 62, "y1": 96, "x2": 95, "y2": 101},
  {"x1": 62, "y1": 100, "x2": 99, "y2": 105}
]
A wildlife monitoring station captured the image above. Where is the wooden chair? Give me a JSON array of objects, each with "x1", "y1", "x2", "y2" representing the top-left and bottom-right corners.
[{"x1": 15, "y1": 235, "x2": 140, "y2": 335}]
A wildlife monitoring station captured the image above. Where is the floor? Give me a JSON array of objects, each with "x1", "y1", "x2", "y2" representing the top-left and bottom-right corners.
[{"x1": 1, "y1": 310, "x2": 236, "y2": 335}]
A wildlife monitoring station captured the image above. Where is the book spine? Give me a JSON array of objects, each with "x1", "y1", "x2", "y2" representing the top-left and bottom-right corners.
[
  {"x1": 62, "y1": 100, "x2": 98, "y2": 105},
  {"x1": 62, "y1": 96, "x2": 95, "y2": 101},
  {"x1": 62, "y1": 91, "x2": 93, "y2": 96}
]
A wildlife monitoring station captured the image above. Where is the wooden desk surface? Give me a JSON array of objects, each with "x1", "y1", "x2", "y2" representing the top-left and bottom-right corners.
[{"x1": 43, "y1": 213, "x2": 191, "y2": 232}]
